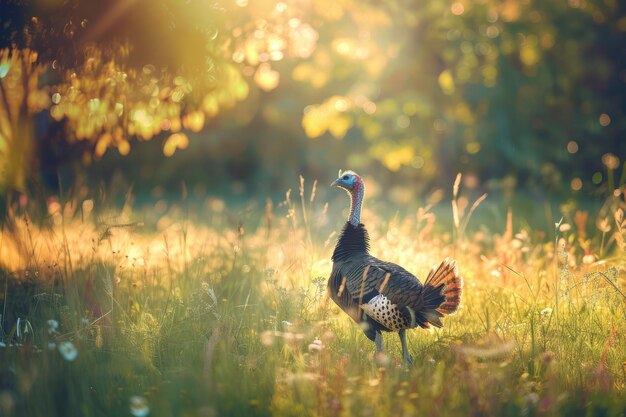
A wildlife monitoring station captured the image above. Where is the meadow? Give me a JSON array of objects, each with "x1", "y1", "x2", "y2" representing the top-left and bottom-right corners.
[
  {"x1": 0, "y1": 175, "x2": 624, "y2": 417},
  {"x1": 1, "y1": 0, "x2": 625, "y2": 415}
]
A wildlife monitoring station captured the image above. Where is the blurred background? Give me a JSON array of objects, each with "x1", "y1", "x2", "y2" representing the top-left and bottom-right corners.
[{"x1": 0, "y1": 0, "x2": 624, "y2": 227}]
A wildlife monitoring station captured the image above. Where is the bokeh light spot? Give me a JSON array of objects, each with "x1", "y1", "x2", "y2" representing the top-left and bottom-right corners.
[
  {"x1": 363, "y1": 101, "x2": 377, "y2": 115},
  {"x1": 254, "y1": 63, "x2": 280, "y2": 92},
  {"x1": 411, "y1": 156, "x2": 424, "y2": 169},
  {"x1": 163, "y1": 133, "x2": 189, "y2": 157},
  {"x1": 118, "y1": 140, "x2": 130, "y2": 156},
  {"x1": 486, "y1": 25, "x2": 499, "y2": 38},
  {"x1": 395, "y1": 115, "x2": 410, "y2": 129},
  {"x1": 451, "y1": 2, "x2": 465, "y2": 15},
  {"x1": 466, "y1": 142, "x2": 481, "y2": 154},
  {"x1": 601, "y1": 153, "x2": 620, "y2": 170},
  {"x1": 599, "y1": 113, "x2": 611, "y2": 126},
  {"x1": 592, "y1": 172, "x2": 603, "y2": 184},
  {"x1": 566, "y1": 141, "x2": 578, "y2": 154},
  {"x1": 438, "y1": 70, "x2": 455, "y2": 95}
]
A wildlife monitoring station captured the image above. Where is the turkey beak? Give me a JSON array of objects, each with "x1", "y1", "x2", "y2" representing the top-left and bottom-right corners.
[{"x1": 330, "y1": 179, "x2": 340, "y2": 188}]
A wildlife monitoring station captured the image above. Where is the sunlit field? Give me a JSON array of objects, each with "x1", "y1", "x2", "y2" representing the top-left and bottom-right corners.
[
  {"x1": 0, "y1": 174, "x2": 624, "y2": 417},
  {"x1": 1, "y1": 0, "x2": 626, "y2": 416}
]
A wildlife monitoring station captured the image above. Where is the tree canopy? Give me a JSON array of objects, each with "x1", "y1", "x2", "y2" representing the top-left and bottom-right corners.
[{"x1": 0, "y1": 0, "x2": 624, "y2": 198}]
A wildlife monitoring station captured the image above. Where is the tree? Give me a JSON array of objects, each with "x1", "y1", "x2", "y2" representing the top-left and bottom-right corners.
[
  {"x1": 0, "y1": 0, "x2": 317, "y2": 190},
  {"x1": 0, "y1": 0, "x2": 624, "y2": 196}
]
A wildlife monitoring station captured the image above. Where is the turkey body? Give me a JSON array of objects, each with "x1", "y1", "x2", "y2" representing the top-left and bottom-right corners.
[
  {"x1": 327, "y1": 170, "x2": 462, "y2": 363},
  {"x1": 328, "y1": 222, "x2": 461, "y2": 343}
]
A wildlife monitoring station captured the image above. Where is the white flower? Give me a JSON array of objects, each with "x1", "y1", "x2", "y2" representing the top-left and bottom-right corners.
[
  {"x1": 308, "y1": 339, "x2": 323, "y2": 352},
  {"x1": 81, "y1": 318, "x2": 90, "y2": 326},
  {"x1": 47, "y1": 319, "x2": 59, "y2": 333},
  {"x1": 129, "y1": 396, "x2": 150, "y2": 417},
  {"x1": 58, "y1": 341, "x2": 78, "y2": 361},
  {"x1": 540, "y1": 307, "x2": 553, "y2": 316},
  {"x1": 582, "y1": 254, "x2": 595, "y2": 265},
  {"x1": 281, "y1": 321, "x2": 293, "y2": 327},
  {"x1": 47, "y1": 342, "x2": 56, "y2": 350}
]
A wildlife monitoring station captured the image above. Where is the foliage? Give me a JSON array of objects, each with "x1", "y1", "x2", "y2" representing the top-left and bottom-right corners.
[
  {"x1": 0, "y1": 0, "x2": 318, "y2": 189},
  {"x1": 0, "y1": 0, "x2": 624, "y2": 195}
]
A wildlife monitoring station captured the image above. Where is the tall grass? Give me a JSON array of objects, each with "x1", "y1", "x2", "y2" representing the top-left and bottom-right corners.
[{"x1": 0, "y1": 180, "x2": 624, "y2": 417}]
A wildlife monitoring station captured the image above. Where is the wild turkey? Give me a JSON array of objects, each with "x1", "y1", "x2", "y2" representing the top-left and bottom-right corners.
[{"x1": 328, "y1": 170, "x2": 462, "y2": 364}]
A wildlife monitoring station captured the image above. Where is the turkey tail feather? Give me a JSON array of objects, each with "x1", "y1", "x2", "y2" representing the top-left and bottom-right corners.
[{"x1": 422, "y1": 258, "x2": 463, "y2": 319}]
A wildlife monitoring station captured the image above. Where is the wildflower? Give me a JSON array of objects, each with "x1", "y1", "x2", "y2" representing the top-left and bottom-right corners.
[
  {"x1": 47, "y1": 342, "x2": 56, "y2": 350},
  {"x1": 281, "y1": 320, "x2": 293, "y2": 327},
  {"x1": 260, "y1": 330, "x2": 274, "y2": 346},
  {"x1": 81, "y1": 318, "x2": 90, "y2": 326},
  {"x1": 596, "y1": 217, "x2": 611, "y2": 233},
  {"x1": 129, "y1": 396, "x2": 150, "y2": 417},
  {"x1": 47, "y1": 319, "x2": 59, "y2": 334},
  {"x1": 58, "y1": 341, "x2": 78, "y2": 361},
  {"x1": 308, "y1": 339, "x2": 323, "y2": 352},
  {"x1": 558, "y1": 223, "x2": 571, "y2": 232},
  {"x1": 582, "y1": 254, "x2": 595, "y2": 265},
  {"x1": 375, "y1": 352, "x2": 391, "y2": 366},
  {"x1": 368, "y1": 378, "x2": 380, "y2": 387},
  {"x1": 540, "y1": 307, "x2": 553, "y2": 316}
]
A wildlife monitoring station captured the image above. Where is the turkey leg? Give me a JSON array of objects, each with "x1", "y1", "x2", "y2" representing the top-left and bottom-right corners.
[{"x1": 399, "y1": 329, "x2": 413, "y2": 365}]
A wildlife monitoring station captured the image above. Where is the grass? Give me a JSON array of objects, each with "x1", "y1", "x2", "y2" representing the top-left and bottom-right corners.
[{"x1": 0, "y1": 178, "x2": 625, "y2": 417}]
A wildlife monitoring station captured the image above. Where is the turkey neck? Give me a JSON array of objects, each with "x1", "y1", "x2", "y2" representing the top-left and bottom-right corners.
[
  {"x1": 332, "y1": 222, "x2": 370, "y2": 262},
  {"x1": 349, "y1": 182, "x2": 365, "y2": 226}
]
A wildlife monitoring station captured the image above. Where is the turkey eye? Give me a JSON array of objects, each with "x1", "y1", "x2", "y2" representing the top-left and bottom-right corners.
[{"x1": 342, "y1": 175, "x2": 349, "y2": 180}]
